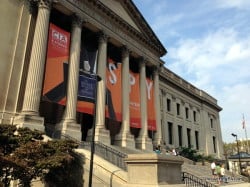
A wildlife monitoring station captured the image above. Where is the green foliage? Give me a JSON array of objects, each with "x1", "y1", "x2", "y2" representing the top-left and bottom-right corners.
[
  {"x1": 0, "y1": 124, "x2": 81, "y2": 187},
  {"x1": 178, "y1": 146, "x2": 215, "y2": 162}
]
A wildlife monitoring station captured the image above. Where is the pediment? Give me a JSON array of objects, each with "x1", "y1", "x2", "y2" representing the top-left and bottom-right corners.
[
  {"x1": 98, "y1": 0, "x2": 166, "y2": 56},
  {"x1": 99, "y1": 0, "x2": 141, "y2": 32}
]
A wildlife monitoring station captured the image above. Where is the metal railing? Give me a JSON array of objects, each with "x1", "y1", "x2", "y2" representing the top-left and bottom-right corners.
[
  {"x1": 61, "y1": 134, "x2": 128, "y2": 171},
  {"x1": 182, "y1": 172, "x2": 216, "y2": 187}
]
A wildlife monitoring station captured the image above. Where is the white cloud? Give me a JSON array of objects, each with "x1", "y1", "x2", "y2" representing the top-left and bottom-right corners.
[
  {"x1": 134, "y1": 0, "x2": 250, "y2": 143},
  {"x1": 219, "y1": 83, "x2": 250, "y2": 142},
  {"x1": 215, "y1": 0, "x2": 250, "y2": 10},
  {"x1": 166, "y1": 27, "x2": 250, "y2": 143}
]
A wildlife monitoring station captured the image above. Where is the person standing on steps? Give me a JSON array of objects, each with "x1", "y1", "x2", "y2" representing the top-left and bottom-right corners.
[
  {"x1": 220, "y1": 164, "x2": 228, "y2": 183},
  {"x1": 215, "y1": 163, "x2": 221, "y2": 184},
  {"x1": 211, "y1": 161, "x2": 216, "y2": 178}
]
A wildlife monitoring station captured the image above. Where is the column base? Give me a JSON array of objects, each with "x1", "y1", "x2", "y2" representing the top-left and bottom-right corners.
[
  {"x1": 153, "y1": 136, "x2": 162, "y2": 148},
  {"x1": 113, "y1": 132, "x2": 135, "y2": 149},
  {"x1": 14, "y1": 114, "x2": 45, "y2": 132},
  {"x1": 135, "y1": 136, "x2": 153, "y2": 151},
  {"x1": 86, "y1": 126, "x2": 110, "y2": 145},
  {"x1": 54, "y1": 120, "x2": 82, "y2": 142}
]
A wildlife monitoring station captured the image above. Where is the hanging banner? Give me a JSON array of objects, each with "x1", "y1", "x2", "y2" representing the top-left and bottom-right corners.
[
  {"x1": 146, "y1": 78, "x2": 156, "y2": 131},
  {"x1": 76, "y1": 72, "x2": 97, "y2": 114},
  {"x1": 42, "y1": 23, "x2": 70, "y2": 105},
  {"x1": 129, "y1": 71, "x2": 141, "y2": 128},
  {"x1": 76, "y1": 45, "x2": 98, "y2": 114},
  {"x1": 105, "y1": 58, "x2": 122, "y2": 122}
]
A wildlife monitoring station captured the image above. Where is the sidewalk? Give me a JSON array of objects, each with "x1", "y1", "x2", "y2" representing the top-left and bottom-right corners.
[{"x1": 217, "y1": 182, "x2": 250, "y2": 187}]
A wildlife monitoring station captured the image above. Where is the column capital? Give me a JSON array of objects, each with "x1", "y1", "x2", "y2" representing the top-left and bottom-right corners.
[
  {"x1": 139, "y1": 57, "x2": 146, "y2": 69},
  {"x1": 161, "y1": 89, "x2": 167, "y2": 96},
  {"x1": 152, "y1": 66, "x2": 160, "y2": 76},
  {"x1": 98, "y1": 31, "x2": 109, "y2": 44},
  {"x1": 37, "y1": 0, "x2": 52, "y2": 9},
  {"x1": 121, "y1": 45, "x2": 130, "y2": 58},
  {"x1": 72, "y1": 14, "x2": 85, "y2": 28}
]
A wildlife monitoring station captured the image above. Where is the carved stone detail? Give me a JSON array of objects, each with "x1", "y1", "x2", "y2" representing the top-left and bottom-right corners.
[
  {"x1": 98, "y1": 31, "x2": 108, "y2": 44},
  {"x1": 38, "y1": 0, "x2": 52, "y2": 9},
  {"x1": 138, "y1": 56, "x2": 146, "y2": 69},
  {"x1": 121, "y1": 46, "x2": 130, "y2": 58},
  {"x1": 72, "y1": 14, "x2": 84, "y2": 28}
]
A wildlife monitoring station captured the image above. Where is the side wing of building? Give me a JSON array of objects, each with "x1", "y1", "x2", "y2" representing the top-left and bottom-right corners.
[{"x1": 159, "y1": 67, "x2": 223, "y2": 158}]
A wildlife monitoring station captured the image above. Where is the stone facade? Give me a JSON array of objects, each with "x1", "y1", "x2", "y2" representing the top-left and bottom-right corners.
[{"x1": 0, "y1": 0, "x2": 223, "y2": 159}]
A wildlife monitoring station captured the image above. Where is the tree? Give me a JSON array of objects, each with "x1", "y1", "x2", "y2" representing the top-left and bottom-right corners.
[{"x1": 0, "y1": 124, "x2": 81, "y2": 187}]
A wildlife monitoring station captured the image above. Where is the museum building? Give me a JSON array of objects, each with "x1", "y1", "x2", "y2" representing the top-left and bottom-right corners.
[{"x1": 0, "y1": 0, "x2": 223, "y2": 159}]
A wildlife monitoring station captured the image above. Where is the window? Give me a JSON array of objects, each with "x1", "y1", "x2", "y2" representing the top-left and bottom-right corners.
[
  {"x1": 193, "y1": 111, "x2": 196, "y2": 122},
  {"x1": 213, "y1": 136, "x2": 217, "y2": 153},
  {"x1": 187, "y1": 128, "x2": 191, "y2": 148},
  {"x1": 167, "y1": 98, "x2": 171, "y2": 112},
  {"x1": 195, "y1": 131, "x2": 199, "y2": 150},
  {"x1": 176, "y1": 103, "x2": 180, "y2": 116},
  {"x1": 178, "y1": 125, "x2": 182, "y2": 147},
  {"x1": 185, "y1": 107, "x2": 189, "y2": 119},
  {"x1": 160, "y1": 94, "x2": 163, "y2": 110},
  {"x1": 168, "y1": 122, "x2": 173, "y2": 144},
  {"x1": 210, "y1": 118, "x2": 213, "y2": 128}
]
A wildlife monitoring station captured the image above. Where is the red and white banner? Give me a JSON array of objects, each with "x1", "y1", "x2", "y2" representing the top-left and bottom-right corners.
[
  {"x1": 129, "y1": 71, "x2": 141, "y2": 128},
  {"x1": 106, "y1": 58, "x2": 122, "y2": 122},
  {"x1": 146, "y1": 78, "x2": 156, "y2": 130},
  {"x1": 42, "y1": 23, "x2": 70, "y2": 105}
]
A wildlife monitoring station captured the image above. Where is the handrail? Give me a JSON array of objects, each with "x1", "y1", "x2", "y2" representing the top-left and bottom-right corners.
[
  {"x1": 182, "y1": 172, "x2": 216, "y2": 187},
  {"x1": 60, "y1": 133, "x2": 128, "y2": 171}
]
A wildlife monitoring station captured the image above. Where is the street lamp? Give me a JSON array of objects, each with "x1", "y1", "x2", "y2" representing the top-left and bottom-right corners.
[{"x1": 231, "y1": 133, "x2": 242, "y2": 174}]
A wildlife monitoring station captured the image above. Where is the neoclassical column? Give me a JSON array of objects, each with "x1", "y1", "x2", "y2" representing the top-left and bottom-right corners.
[
  {"x1": 56, "y1": 15, "x2": 83, "y2": 141},
  {"x1": 16, "y1": 0, "x2": 52, "y2": 130},
  {"x1": 153, "y1": 66, "x2": 163, "y2": 146},
  {"x1": 136, "y1": 58, "x2": 152, "y2": 150},
  {"x1": 88, "y1": 32, "x2": 110, "y2": 144},
  {"x1": 161, "y1": 90, "x2": 167, "y2": 144},
  {"x1": 114, "y1": 46, "x2": 135, "y2": 148}
]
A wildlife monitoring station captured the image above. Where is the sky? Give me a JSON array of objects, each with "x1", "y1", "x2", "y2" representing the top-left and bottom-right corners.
[{"x1": 133, "y1": 0, "x2": 250, "y2": 143}]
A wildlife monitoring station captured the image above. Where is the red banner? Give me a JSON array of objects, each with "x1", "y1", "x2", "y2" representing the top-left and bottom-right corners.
[
  {"x1": 43, "y1": 23, "x2": 98, "y2": 115},
  {"x1": 106, "y1": 59, "x2": 122, "y2": 122},
  {"x1": 42, "y1": 23, "x2": 70, "y2": 105},
  {"x1": 129, "y1": 71, "x2": 141, "y2": 128},
  {"x1": 146, "y1": 78, "x2": 156, "y2": 130}
]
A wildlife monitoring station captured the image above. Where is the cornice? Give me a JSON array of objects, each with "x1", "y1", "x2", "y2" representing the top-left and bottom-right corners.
[
  {"x1": 95, "y1": 0, "x2": 166, "y2": 56},
  {"x1": 61, "y1": 0, "x2": 161, "y2": 65},
  {"x1": 77, "y1": 0, "x2": 166, "y2": 57},
  {"x1": 159, "y1": 67, "x2": 222, "y2": 112}
]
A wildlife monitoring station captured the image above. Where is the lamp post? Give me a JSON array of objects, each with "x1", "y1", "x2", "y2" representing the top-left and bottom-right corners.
[{"x1": 231, "y1": 133, "x2": 242, "y2": 174}]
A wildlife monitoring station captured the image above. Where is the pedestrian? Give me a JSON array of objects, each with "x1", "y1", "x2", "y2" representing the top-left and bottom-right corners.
[
  {"x1": 215, "y1": 163, "x2": 221, "y2": 184},
  {"x1": 172, "y1": 148, "x2": 177, "y2": 156},
  {"x1": 220, "y1": 164, "x2": 228, "y2": 183},
  {"x1": 211, "y1": 161, "x2": 216, "y2": 178},
  {"x1": 154, "y1": 145, "x2": 161, "y2": 154}
]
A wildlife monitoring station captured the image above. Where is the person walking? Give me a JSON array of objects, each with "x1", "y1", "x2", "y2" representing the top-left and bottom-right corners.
[
  {"x1": 211, "y1": 161, "x2": 216, "y2": 178},
  {"x1": 215, "y1": 163, "x2": 221, "y2": 184},
  {"x1": 220, "y1": 164, "x2": 228, "y2": 183}
]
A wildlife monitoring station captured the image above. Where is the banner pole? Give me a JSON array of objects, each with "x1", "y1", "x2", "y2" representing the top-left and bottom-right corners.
[{"x1": 89, "y1": 75, "x2": 101, "y2": 187}]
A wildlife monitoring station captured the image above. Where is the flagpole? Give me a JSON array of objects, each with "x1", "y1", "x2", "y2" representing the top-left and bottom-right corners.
[{"x1": 243, "y1": 114, "x2": 249, "y2": 153}]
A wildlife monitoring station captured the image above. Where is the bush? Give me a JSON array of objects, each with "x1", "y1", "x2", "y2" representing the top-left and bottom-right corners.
[{"x1": 178, "y1": 147, "x2": 214, "y2": 163}]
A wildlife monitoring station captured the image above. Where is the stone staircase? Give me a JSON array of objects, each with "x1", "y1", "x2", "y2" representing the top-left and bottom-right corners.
[{"x1": 181, "y1": 156, "x2": 249, "y2": 186}]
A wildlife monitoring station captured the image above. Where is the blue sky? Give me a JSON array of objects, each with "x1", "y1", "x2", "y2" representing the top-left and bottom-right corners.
[{"x1": 133, "y1": 0, "x2": 250, "y2": 143}]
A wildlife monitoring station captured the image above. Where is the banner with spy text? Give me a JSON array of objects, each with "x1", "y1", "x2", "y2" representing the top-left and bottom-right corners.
[
  {"x1": 106, "y1": 59, "x2": 122, "y2": 122},
  {"x1": 42, "y1": 23, "x2": 70, "y2": 105},
  {"x1": 129, "y1": 71, "x2": 141, "y2": 128},
  {"x1": 146, "y1": 78, "x2": 156, "y2": 130}
]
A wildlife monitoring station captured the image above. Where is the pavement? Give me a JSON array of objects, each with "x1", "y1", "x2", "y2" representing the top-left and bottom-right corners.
[{"x1": 216, "y1": 182, "x2": 250, "y2": 187}]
